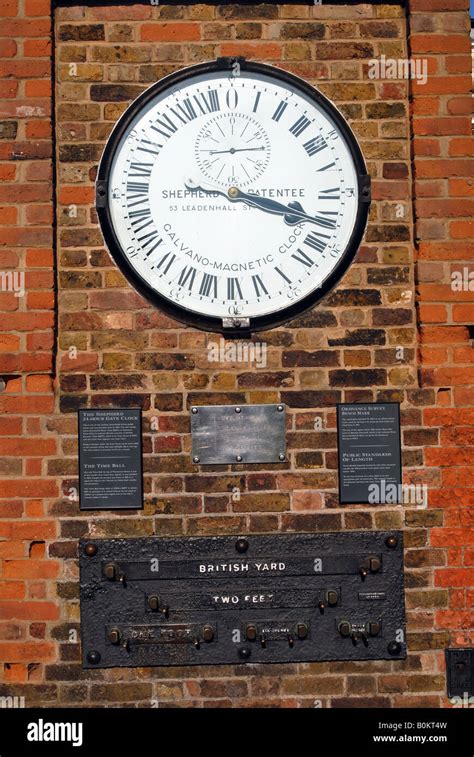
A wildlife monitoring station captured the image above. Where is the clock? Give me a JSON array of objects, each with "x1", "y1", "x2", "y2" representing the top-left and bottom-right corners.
[{"x1": 96, "y1": 58, "x2": 371, "y2": 334}]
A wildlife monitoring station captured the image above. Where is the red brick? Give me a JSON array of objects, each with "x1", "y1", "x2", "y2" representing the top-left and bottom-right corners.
[
  {"x1": 453, "y1": 305, "x2": 474, "y2": 323},
  {"x1": 449, "y1": 137, "x2": 474, "y2": 157},
  {"x1": 450, "y1": 221, "x2": 474, "y2": 238},
  {"x1": 435, "y1": 569, "x2": 474, "y2": 588},
  {"x1": 0, "y1": 439, "x2": 56, "y2": 456},
  {"x1": 410, "y1": 35, "x2": 471, "y2": 55},
  {"x1": 24, "y1": 80, "x2": 52, "y2": 98},
  {"x1": 0, "y1": 166, "x2": 16, "y2": 182},
  {"x1": 140, "y1": 23, "x2": 201, "y2": 42},
  {"x1": 23, "y1": 39, "x2": 51, "y2": 57},
  {"x1": 25, "y1": 121, "x2": 51, "y2": 139},
  {"x1": 0, "y1": 20, "x2": 51, "y2": 38},
  {"x1": 220, "y1": 42, "x2": 282, "y2": 59},
  {"x1": 0, "y1": 39, "x2": 17, "y2": 58},
  {"x1": 59, "y1": 186, "x2": 94, "y2": 204},
  {"x1": 91, "y1": 5, "x2": 151, "y2": 20},
  {"x1": 1, "y1": 0, "x2": 18, "y2": 17},
  {"x1": 25, "y1": 0, "x2": 50, "y2": 16},
  {"x1": 413, "y1": 117, "x2": 471, "y2": 136},
  {"x1": 0, "y1": 642, "x2": 56, "y2": 659}
]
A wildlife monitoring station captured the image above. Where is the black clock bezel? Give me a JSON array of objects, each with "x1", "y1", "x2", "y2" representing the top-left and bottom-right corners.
[{"x1": 96, "y1": 58, "x2": 371, "y2": 334}]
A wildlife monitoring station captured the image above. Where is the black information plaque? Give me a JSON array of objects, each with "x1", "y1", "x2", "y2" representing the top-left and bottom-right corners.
[
  {"x1": 337, "y1": 403, "x2": 402, "y2": 505},
  {"x1": 78, "y1": 409, "x2": 143, "y2": 511}
]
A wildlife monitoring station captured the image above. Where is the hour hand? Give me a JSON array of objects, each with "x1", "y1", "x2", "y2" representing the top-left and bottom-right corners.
[
  {"x1": 185, "y1": 178, "x2": 228, "y2": 199},
  {"x1": 229, "y1": 187, "x2": 321, "y2": 227}
]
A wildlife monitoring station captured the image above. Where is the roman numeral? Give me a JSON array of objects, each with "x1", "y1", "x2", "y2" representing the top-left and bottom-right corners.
[
  {"x1": 137, "y1": 139, "x2": 162, "y2": 156},
  {"x1": 314, "y1": 212, "x2": 338, "y2": 230},
  {"x1": 154, "y1": 251, "x2": 176, "y2": 274},
  {"x1": 317, "y1": 161, "x2": 336, "y2": 172},
  {"x1": 253, "y1": 91, "x2": 261, "y2": 113},
  {"x1": 303, "y1": 135, "x2": 327, "y2": 157},
  {"x1": 318, "y1": 187, "x2": 340, "y2": 200},
  {"x1": 304, "y1": 232, "x2": 330, "y2": 253},
  {"x1": 139, "y1": 230, "x2": 163, "y2": 254},
  {"x1": 178, "y1": 266, "x2": 197, "y2": 291},
  {"x1": 128, "y1": 162, "x2": 153, "y2": 177},
  {"x1": 126, "y1": 181, "x2": 148, "y2": 195},
  {"x1": 227, "y1": 277, "x2": 243, "y2": 300},
  {"x1": 126, "y1": 180, "x2": 149, "y2": 207},
  {"x1": 129, "y1": 207, "x2": 151, "y2": 222},
  {"x1": 193, "y1": 89, "x2": 220, "y2": 115},
  {"x1": 151, "y1": 114, "x2": 178, "y2": 139},
  {"x1": 199, "y1": 273, "x2": 218, "y2": 299},
  {"x1": 291, "y1": 249, "x2": 314, "y2": 268},
  {"x1": 129, "y1": 206, "x2": 152, "y2": 233},
  {"x1": 273, "y1": 100, "x2": 288, "y2": 122},
  {"x1": 170, "y1": 98, "x2": 198, "y2": 124},
  {"x1": 275, "y1": 266, "x2": 292, "y2": 284},
  {"x1": 251, "y1": 274, "x2": 268, "y2": 297},
  {"x1": 289, "y1": 115, "x2": 311, "y2": 137}
]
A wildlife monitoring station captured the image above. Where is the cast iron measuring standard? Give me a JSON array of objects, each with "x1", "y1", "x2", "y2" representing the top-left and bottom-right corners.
[
  {"x1": 96, "y1": 57, "x2": 370, "y2": 334},
  {"x1": 80, "y1": 531, "x2": 406, "y2": 667}
]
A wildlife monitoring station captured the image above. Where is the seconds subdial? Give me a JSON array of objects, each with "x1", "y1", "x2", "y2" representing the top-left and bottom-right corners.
[{"x1": 195, "y1": 112, "x2": 271, "y2": 188}]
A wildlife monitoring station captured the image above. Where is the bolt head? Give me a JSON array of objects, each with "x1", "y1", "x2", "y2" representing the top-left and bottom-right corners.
[
  {"x1": 84, "y1": 543, "x2": 97, "y2": 557},
  {"x1": 338, "y1": 621, "x2": 351, "y2": 638},
  {"x1": 279, "y1": 454, "x2": 286, "y2": 461},
  {"x1": 235, "y1": 406, "x2": 241, "y2": 413},
  {"x1": 235, "y1": 537, "x2": 249, "y2": 554},
  {"x1": 385, "y1": 535, "x2": 398, "y2": 549},
  {"x1": 238, "y1": 647, "x2": 251, "y2": 660},
  {"x1": 236, "y1": 455, "x2": 243, "y2": 462},
  {"x1": 296, "y1": 623, "x2": 309, "y2": 640},
  {"x1": 387, "y1": 641, "x2": 402, "y2": 656},
  {"x1": 202, "y1": 625, "x2": 215, "y2": 643},
  {"x1": 277, "y1": 405, "x2": 284, "y2": 412},
  {"x1": 191, "y1": 407, "x2": 198, "y2": 414},
  {"x1": 87, "y1": 650, "x2": 101, "y2": 665},
  {"x1": 245, "y1": 624, "x2": 257, "y2": 642},
  {"x1": 193, "y1": 456, "x2": 200, "y2": 464}
]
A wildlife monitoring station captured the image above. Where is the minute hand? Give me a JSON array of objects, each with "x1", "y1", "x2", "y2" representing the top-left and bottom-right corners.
[{"x1": 227, "y1": 187, "x2": 321, "y2": 227}]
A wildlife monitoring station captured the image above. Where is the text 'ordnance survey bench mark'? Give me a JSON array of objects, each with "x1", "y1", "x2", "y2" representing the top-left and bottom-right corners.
[
  {"x1": 337, "y1": 403, "x2": 402, "y2": 505},
  {"x1": 78, "y1": 409, "x2": 143, "y2": 510}
]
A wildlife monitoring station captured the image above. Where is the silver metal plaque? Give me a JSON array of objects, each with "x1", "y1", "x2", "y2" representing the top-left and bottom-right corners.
[{"x1": 190, "y1": 404, "x2": 286, "y2": 465}]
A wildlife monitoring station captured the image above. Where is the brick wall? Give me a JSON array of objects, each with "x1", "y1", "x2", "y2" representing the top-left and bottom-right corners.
[{"x1": 0, "y1": 1, "x2": 472, "y2": 707}]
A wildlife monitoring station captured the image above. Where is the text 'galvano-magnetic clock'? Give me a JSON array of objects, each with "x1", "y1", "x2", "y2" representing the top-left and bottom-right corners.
[{"x1": 96, "y1": 58, "x2": 371, "y2": 334}]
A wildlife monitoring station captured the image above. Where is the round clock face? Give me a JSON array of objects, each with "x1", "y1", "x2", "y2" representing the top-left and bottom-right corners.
[{"x1": 97, "y1": 60, "x2": 370, "y2": 333}]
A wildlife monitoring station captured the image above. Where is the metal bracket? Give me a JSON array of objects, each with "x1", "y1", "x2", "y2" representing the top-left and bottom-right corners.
[
  {"x1": 358, "y1": 174, "x2": 371, "y2": 203},
  {"x1": 222, "y1": 317, "x2": 250, "y2": 330},
  {"x1": 96, "y1": 181, "x2": 108, "y2": 209},
  {"x1": 216, "y1": 56, "x2": 247, "y2": 70}
]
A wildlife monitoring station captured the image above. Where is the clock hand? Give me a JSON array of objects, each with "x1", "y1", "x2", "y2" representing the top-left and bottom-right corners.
[
  {"x1": 185, "y1": 178, "x2": 231, "y2": 200},
  {"x1": 227, "y1": 187, "x2": 323, "y2": 227},
  {"x1": 207, "y1": 147, "x2": 266, "y2": 156},
  {"x1": 185, "y1": 180, "x2": 323, "y2": 228}
]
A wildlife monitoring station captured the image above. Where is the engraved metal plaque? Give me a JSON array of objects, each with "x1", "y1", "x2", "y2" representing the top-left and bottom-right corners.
[
  {"x1": 79, "y1": 531, "x2": 406, "y2": 668},
  {"x1": 190, "y1": 404, "x2": 286, "y2": 465}
]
